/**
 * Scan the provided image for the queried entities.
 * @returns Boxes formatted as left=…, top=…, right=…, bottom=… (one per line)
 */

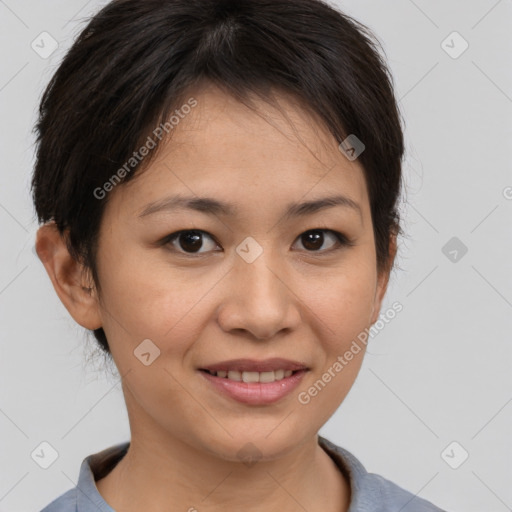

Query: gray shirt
left=40, top=436, right=447, bottom=511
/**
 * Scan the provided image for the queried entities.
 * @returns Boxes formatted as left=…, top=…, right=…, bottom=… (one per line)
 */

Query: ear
left=370, top=232, right=398, bottom=326
left=35, top=221, right=102, bottom=330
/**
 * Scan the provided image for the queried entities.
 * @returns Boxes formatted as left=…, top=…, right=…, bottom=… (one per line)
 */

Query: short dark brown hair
left=31, top=0, right=405, bottom=355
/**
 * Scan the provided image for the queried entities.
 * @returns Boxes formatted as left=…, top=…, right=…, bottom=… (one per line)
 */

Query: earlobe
left=35, top=221, right=103, bottom=330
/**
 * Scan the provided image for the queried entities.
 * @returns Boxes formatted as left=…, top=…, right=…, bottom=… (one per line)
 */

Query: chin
left=196, top=425, right=310, bottom=464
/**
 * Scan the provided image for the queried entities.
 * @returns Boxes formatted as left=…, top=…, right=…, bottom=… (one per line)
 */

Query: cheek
left=97, top=246, right=221, bottom=362
left=299, top=261, right=377, bottom=349
left=294, top=271, right=375, bottom=423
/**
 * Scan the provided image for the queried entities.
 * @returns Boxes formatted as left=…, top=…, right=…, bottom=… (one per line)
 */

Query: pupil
left=180, top=231, right=202, bottom=252
left=303, top=230, right=323, bottom=251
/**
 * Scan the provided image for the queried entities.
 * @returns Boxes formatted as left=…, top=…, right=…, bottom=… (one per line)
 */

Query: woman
left=32, top=0, right=447, bottom=510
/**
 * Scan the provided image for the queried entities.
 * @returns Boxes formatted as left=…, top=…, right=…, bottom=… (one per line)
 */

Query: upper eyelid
left=164, top=230, right=220, bottom=253
left=166, top=229, right=219, bottom=245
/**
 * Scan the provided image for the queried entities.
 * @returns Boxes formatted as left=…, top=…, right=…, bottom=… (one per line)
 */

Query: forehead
left=106, top=84, right=369, bottom=222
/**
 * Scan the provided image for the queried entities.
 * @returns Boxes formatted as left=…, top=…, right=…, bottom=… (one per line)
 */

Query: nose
left=216, top=251, right=302, bottom=340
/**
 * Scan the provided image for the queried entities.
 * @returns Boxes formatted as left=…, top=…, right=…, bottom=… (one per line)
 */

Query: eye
left=293, top=229, right=352, bottom=253
left=164, top=230, right=220, bottom=255
left=162, top=228, right=353, bottom=257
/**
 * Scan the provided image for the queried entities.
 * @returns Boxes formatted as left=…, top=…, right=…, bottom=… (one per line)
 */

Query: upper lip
left=200, top=358, right=309, bottom=373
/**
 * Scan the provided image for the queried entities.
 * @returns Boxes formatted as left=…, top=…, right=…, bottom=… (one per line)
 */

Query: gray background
left=1, top=1, right=511, bottom=511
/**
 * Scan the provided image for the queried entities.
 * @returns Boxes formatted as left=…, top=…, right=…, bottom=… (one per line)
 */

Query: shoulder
left=39, top=488, right=76, bottom=512
left=359, top=472, right=447, bottom=512
left=38, top=441, right=128, bottom=512
left=318, top=436, right=448, bottom=512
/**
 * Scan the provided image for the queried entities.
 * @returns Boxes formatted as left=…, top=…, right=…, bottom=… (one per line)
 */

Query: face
left=41, top=84, right=394, bottom=462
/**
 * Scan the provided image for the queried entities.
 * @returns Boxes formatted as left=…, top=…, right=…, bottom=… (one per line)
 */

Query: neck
left=96, top=431, right=350, bottom=512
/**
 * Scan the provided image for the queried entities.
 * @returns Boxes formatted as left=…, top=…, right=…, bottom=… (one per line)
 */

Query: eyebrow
left=137, top=193, right=362, bottom=221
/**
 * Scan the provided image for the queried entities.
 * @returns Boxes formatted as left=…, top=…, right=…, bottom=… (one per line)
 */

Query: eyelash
left=161, top=228, right=354, bottom=257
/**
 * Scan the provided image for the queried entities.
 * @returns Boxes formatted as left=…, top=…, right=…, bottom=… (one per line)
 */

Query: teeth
left=242, top=371, right=259, bottom=383
left=259, top=371, right=276, bottom=383
left=275, top=369, right=284, bottom=380
left=208, top=369, right=297, bottom=382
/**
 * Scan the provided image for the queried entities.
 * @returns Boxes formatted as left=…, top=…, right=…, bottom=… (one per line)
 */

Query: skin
left=36, top=83, right=396, bottom=512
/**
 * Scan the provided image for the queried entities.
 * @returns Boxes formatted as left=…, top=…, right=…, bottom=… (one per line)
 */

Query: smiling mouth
left=198, top=361, right=309, bottom=404
left=199, top=368, right=299, bottom=383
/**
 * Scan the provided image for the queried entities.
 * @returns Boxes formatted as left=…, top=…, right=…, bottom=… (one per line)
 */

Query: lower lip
left=199, top=369, right=308, bottom=405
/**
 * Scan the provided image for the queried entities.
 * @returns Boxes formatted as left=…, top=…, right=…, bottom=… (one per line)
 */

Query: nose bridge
left=238, top=239, right=287, bottom=304
left=239, top=248, right=283, bottom=302
left=217, top=241, right=300, bottom=339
